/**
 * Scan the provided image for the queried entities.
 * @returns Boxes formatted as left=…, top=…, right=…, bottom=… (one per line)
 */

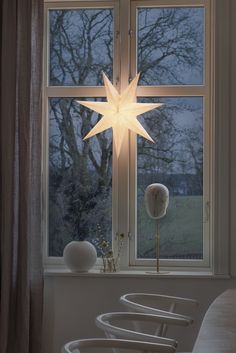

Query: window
left=44, top=4, right=117, bottom=260
left=43, top=0, right=213, bottom=271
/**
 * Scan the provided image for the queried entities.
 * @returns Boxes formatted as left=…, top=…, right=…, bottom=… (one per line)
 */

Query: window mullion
left=115, top=0, right=131, bottom=268
left=136, top=86, right=206, bottom=97
left=46, top=87, right=106, bottom=97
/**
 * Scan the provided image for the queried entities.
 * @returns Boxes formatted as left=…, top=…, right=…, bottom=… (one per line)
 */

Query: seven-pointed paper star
left=77, top=72, right=163, bottom=156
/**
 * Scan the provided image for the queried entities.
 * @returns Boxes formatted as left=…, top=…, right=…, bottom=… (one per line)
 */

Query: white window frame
left=43, top=0, right=230, bottom=275
left=127, top=0, right=212, bottom=270
left=43, top=0, right=120, bottom=267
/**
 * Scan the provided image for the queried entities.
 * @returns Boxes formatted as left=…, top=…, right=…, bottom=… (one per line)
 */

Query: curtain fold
left=0, top=1, right=44, bottom=353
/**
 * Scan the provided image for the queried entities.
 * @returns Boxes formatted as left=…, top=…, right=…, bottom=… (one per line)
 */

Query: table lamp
left=144, top=183, right=169, bottom=272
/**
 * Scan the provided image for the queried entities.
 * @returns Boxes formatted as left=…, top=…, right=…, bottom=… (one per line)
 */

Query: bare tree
left=48, top=8, right=204, bottom=256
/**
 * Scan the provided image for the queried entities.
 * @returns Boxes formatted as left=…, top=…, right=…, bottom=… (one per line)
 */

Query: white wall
left=42, top=275, right=236, bottom=353
left=42, top=1, right=236, bottom=353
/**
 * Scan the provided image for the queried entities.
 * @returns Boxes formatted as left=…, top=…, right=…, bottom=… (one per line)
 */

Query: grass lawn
left=137, top=195, right=203, bottom=259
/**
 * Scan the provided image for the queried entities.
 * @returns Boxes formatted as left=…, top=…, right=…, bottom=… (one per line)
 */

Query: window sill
left=44, top=268, right=230, bottom=279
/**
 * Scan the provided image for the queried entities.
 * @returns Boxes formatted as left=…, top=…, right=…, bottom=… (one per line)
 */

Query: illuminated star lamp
left=77, top=72, right=162, bottom=156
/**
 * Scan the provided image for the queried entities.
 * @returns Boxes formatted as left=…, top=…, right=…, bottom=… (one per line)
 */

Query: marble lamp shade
left=144, top=183, right=169, bottom=220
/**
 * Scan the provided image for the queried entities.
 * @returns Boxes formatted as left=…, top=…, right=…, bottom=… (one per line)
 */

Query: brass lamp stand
left=144, top=183, right=169, bottom=274
left=156, top=220, right=160, bottom=272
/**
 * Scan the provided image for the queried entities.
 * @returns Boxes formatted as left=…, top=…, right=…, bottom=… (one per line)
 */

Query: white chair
left=120, top=293, right=198, bottom=322
left=95, top=312, right=191, bottom=348
left=62, top=338, right=176, bottom=353
left=119, top=293, right=198, bottom=349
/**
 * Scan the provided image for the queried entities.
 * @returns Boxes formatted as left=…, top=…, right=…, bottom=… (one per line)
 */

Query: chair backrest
left=120, top=293, right=198, bottom=319
left=119, top=293, right=198, bottom=337
left=96, top=312, right=190, bottom=347
left=62, top=338, right=176, bottom=353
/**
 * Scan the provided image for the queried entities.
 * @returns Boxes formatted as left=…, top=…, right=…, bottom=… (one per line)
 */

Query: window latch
left=128, top=232, right=133, bottom=239
left=204, top=201, right=210, bottom=223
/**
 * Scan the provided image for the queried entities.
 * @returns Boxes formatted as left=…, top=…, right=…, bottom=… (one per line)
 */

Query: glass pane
left=138, top=7, right=204, bottom=85
left=49, top=9, right=113, bottom=86
left=49, top=98, right=112, bottom=256
left=137, top=97, right=203, bottom=259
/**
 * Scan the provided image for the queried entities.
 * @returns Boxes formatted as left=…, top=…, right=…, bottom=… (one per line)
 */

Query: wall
left=42, top=275, right=236, bottom=353
left=42, top=1, right=236, bottom=353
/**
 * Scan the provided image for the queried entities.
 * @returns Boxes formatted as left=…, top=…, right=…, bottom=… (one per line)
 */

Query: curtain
left=0, top=0, right=44, bottom=352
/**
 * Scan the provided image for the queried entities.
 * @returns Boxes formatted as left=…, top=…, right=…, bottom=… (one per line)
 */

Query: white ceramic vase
left=63, top=240, right=97, bottom=272
left=144, top=183, right=169, bottom=219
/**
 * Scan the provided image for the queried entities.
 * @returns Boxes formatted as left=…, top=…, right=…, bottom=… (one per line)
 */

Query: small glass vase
left=101, top=256, right=120, bottom=273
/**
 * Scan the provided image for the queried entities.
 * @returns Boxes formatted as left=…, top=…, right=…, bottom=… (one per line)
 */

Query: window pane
left=138, top=7, right=204, bottom=85
left=137, top=97, right=203, bottom=259
left=49, top=9, right=113, bottom=86
left=49, top=98, right=112, bottom=256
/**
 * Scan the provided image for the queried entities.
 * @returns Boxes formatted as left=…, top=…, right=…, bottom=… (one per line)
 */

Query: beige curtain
left=0, top=1, right=44, bottom=353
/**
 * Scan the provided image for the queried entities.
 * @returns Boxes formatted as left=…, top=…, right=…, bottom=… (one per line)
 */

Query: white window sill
left=44, top=267, right=230, bottom=279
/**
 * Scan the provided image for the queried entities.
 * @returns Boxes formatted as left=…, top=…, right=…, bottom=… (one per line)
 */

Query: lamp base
left=146, top=271, right=170, bottom=275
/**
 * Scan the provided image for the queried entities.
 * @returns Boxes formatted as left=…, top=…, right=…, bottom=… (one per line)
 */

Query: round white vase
left=63, top=240, right=97, bottom=272
left=144, top=183, right=169, bottom=219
